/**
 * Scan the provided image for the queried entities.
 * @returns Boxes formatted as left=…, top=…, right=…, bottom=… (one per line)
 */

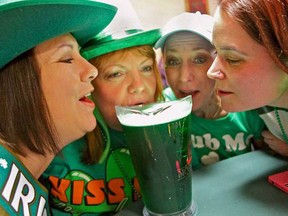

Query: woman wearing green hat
left=41, top=1, right=164, bottom=215
left=0, top=0, right=116, bottom=215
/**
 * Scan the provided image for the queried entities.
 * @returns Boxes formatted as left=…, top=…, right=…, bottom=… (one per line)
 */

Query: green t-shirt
left=41, top=123, right=140, bottom=215
left=163, top=87, right=265, bottom=169
left=190, top=111, right=264, bottom=168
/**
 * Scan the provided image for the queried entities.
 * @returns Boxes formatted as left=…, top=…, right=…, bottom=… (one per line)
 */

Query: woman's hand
left=262, top=130, right=288, bottom=156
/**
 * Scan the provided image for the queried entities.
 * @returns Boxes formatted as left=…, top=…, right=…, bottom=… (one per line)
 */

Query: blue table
left=116, top=150, right=288, bottom=216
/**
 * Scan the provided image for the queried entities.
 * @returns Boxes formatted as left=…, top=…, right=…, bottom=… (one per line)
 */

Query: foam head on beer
left=116, top=96, right=192, bottom=126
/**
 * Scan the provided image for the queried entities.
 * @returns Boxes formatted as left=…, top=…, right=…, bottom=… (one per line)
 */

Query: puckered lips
left=127, top=98, right=150, bottom=107
left=179, top=89, right=200, bottom=98
left=217, top=89, right=232, bottom=97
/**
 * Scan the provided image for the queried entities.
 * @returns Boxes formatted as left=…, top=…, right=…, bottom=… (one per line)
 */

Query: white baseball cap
left=155, top=12, right=213, bottom=50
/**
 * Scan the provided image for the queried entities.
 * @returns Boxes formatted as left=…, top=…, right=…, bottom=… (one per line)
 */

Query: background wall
left=206, top=0, right=218, bottom=15
left=129, top=0, right=186, bottom=29
left=129, top=0, right=217, bottom=29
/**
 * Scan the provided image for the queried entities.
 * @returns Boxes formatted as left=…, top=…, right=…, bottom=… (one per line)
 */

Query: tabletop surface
left=115, top=150, right=288, bottom=216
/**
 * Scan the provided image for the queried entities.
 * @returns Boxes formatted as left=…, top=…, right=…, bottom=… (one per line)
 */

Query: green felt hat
left=81, top=0, right=161, bottom=60
left=81, top=29, right=161, bottom=60
left=0, top=0, right=117, bottom=69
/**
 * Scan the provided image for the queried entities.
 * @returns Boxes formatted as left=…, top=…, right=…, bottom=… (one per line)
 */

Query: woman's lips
left=79, top=96, right=95, bottom=108
left=217, top=89, right=232, bottom=97
left=179, top=90, right=199, bottom=97
left=128, top=102, right=145, bottom=106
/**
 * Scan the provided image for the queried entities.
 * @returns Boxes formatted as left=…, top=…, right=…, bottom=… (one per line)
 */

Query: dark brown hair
left=218, top=0, right=288, bottom=73
left=0, top=49, right=60, bottom=156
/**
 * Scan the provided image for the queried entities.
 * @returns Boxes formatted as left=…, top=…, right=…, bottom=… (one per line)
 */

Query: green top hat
left=81, top=0, right=161, bottom=60
left=0, top=0, right=117, bottom=69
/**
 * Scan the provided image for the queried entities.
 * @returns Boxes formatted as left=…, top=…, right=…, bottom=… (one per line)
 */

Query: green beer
left=116, top=96, right=194, bottom=215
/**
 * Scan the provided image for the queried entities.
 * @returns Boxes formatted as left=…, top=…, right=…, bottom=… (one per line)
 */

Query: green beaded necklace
left=100, top=128, right=142, bottom=199
left=274, top=107, right=288, bottom=143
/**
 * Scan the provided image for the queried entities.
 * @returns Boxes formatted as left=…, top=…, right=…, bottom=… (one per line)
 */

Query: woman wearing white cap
left=155, top=12, right=266, bottom=169
left=41, top=1, right=164, bottom=215
left=0, top=0, right=116, bottom=215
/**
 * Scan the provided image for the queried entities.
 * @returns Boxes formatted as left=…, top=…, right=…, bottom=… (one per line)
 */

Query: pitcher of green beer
left=115, top=96, right=197, bottom=216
